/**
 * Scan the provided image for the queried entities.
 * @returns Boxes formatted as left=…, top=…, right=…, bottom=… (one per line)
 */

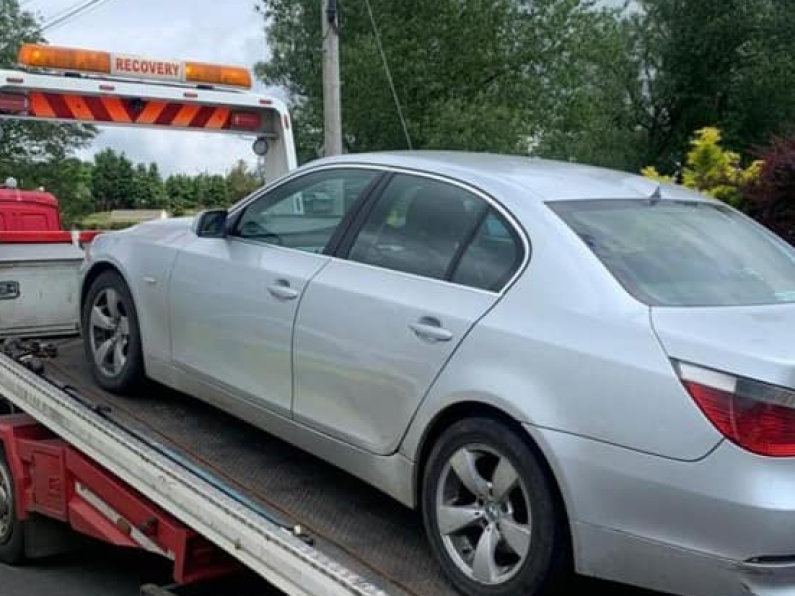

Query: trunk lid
left=652, top=304, right=795, bottom=389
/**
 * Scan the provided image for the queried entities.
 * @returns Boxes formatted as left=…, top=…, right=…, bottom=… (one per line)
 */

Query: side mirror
left=193, top=209, right=228, bottom=238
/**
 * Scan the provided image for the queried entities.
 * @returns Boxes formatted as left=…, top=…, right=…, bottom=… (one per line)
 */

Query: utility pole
left=322, top=0, right=342, bottom=156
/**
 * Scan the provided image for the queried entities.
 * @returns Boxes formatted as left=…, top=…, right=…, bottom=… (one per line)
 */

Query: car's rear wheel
left=0, top=448, right=25, bottom=565
left=82, top=270, right=144, bottom=393
left=422, top=417, right=568, bottom=596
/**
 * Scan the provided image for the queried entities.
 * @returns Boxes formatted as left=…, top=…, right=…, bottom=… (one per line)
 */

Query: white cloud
left=25, top=0, right=280, bottom=175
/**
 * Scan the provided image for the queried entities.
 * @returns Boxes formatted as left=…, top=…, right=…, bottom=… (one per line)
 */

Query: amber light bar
left=19, top=44, right=110, bottom=75
left=17, top=44, right=253, bottom=90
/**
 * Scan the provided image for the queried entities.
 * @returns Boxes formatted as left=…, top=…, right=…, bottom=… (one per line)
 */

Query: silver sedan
left=80, top=152, right=795, bottom=596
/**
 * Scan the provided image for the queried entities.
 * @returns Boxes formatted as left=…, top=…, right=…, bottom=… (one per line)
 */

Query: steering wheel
left=262, top=232, right=284, bottom=246
left=240, top=220, right=284, bottom=245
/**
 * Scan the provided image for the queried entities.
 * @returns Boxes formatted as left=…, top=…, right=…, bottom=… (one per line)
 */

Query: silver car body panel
left=169, top=237, right=329, bottom=416
left=529, top=423, right=795, bottom=596
left=652, top=304, right=795, bottom=389
left=292, top=257, right=499, bottom=454
left=81, top=152, right=795, bottom=596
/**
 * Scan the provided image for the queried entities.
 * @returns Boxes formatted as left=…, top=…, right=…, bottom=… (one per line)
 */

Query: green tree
left=130, top=162, right=166, bottom=209
left=205, top=174, right=230, bottom=207
left=145, top=163, right=168, bottom=209
left=225, top=160, right=260, bottom=201
left=131, top=163, right=150, bottom=209
left=256, top=0, right=637, bottom=168
left=91, top=149, right=135, bottom=211
left=531, top=9, right=644, bottom=170
left=190, top=174, right=210, bottom=209
left=165, top=174, right=195, bottom=215
left=630, top=0, right=795, bottom=172
left=13, top=158, right=94, bottom=225
left=0, top=0, right=96, bottom=173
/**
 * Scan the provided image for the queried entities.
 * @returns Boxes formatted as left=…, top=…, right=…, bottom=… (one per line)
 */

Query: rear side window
left=347, top=173, right=524, bottom=291
left=452, top=211, right=522, bottom=291
left=348, top=174, right=487, bottom=281
left=550, top=199, right=795, bottom=307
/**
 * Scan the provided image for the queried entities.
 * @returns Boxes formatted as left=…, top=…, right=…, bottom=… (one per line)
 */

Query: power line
left=362, top=0, right=412, bottom=150
left=42, top=0, right=113, bottom=31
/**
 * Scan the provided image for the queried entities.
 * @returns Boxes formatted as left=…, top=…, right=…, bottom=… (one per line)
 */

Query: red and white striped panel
left=28, top=91, right=235, bottom=130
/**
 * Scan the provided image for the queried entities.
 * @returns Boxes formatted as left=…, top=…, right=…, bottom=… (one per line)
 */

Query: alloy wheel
left=435, top=444, right=533, bottom=585
left=89, top=287, right=130, bottom=377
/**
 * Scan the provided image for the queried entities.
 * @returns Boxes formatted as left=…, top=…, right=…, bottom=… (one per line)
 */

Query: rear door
left=168, top=168, right=381, bottom=416
left=292, top=172, right=526, bottom=454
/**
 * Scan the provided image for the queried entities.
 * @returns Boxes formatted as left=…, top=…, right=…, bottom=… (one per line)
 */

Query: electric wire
left=362, top=0, right=413, bottom=149
left=42, top=0, right=113, bottom=31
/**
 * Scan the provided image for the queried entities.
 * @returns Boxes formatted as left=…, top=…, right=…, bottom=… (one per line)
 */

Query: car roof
left=309, top=151, right=711, bottom=203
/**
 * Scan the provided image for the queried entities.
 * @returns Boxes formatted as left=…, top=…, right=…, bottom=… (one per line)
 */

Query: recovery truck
left=0, top=44, right=460, bottom=596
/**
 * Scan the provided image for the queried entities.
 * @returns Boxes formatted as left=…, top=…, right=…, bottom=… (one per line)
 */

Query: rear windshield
left=549, top=199, right=795, bottom=307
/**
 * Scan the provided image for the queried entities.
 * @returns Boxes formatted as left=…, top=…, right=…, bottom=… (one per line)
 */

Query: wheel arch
left=80, top=260, right=132, bottom=313
left=414, top=401, right=567, bottom=510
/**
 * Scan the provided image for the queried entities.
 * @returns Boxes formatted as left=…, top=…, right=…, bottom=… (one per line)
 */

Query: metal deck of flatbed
left=45, top=338, right=459, bottom=596
left=3, top=337, right=658, bottom=596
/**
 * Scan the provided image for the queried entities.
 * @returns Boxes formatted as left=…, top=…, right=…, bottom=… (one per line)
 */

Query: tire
left=422, top=417, right=569, bottom=596
left=0, top=448, right=25, bottom=565
left=82, top=270, right=145, bottom=393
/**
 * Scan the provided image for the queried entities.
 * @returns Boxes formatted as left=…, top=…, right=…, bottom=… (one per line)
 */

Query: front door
left=168, top=167, right=382, bottom=416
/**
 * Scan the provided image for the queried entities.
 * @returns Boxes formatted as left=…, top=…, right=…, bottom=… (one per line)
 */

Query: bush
left=745, top=136, right=795, bottom=244
left=643, top=127, right=761, bottom=208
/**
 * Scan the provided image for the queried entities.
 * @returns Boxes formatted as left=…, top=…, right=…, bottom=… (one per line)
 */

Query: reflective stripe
left=75, top=482, right=175, bottom=560
left=27, top=92, right=232, bottom=130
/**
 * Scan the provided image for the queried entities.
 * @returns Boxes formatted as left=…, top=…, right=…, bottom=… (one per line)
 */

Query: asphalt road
left=0, top=546, right=172, bottom=596
left=0, top=543, right=280, bottom=596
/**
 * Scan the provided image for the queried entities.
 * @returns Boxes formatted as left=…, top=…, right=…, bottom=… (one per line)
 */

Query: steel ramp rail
left=0, top=353, right=390, bottom=596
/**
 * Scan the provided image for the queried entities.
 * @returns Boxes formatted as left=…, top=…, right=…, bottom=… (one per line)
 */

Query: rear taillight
left=230, top=111, right=262, bottom=131
left=0, top=93, right=28, bottom=114
left=676, top=360, right=795, bottom=457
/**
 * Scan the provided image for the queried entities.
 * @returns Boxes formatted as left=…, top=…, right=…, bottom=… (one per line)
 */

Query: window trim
left=227, top=163, right=531, bottom=295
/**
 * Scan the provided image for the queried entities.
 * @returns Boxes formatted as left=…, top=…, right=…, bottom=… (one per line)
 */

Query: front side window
left=233, top=169, right=379, bottom=253
left=550, top=199, right=795, bottom=307
left=348, top=174, right=488, bottom=281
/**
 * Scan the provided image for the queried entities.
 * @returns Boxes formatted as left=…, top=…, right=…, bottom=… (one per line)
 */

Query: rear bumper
left=526, top=425, right=795, bottom=596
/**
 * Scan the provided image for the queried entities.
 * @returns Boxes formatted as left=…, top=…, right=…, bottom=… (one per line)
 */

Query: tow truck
left=0, top=44, right=454, bottom=596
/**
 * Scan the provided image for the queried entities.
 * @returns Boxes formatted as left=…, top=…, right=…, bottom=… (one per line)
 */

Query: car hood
left=652, top=304, right=795, bottom=389
left=132, top=216, right=194, bottom=233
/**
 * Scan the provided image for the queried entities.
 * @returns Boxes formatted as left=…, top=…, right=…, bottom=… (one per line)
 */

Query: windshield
left=549, top=199, right=795, bottom=307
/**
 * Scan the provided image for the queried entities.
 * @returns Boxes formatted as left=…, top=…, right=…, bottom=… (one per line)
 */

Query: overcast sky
left=27, top=0, right=276, bottom=175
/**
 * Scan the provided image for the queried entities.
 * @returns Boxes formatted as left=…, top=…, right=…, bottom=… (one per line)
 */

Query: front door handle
left=267, top=280, right=299, bottom=301
left=410, top=317, right=453, bottom=343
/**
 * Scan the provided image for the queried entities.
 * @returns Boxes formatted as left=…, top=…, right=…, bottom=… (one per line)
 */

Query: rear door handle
left=267, top=280, right=299, bottom=301
left=410, top=317, right=453, bottom=343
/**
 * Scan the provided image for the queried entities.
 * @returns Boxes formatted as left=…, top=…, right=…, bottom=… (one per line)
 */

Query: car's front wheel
left=422, top=417, right=569, bottom=596
left=82, top=270, right=144, bottom=393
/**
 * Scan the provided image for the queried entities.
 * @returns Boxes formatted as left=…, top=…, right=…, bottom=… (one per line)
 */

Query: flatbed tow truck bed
left=1, top=337, right=460, bottom=596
